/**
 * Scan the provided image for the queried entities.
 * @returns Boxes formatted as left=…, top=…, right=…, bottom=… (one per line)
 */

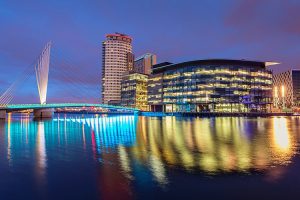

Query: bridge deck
left=0, top=103, right=139, bottom=111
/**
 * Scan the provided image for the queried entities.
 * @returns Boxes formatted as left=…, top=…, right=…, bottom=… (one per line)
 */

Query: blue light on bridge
left=3, top=103, right=139, bottom=112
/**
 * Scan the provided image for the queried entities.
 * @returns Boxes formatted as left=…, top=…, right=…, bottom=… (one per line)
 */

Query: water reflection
left=273, top=118, right=290, bottom=151
left=118, top=146, right=133, bottom=180
left=53, top=115, right=137, bottom=149
left=7, top=113, right=12, bottom=166
left=270, top=117, right=295, bottom=165
left=0, top=114, right=299, bottom=199
left=130, top=117, right=298, bottom=176
left=36, top=121, right=47, bottom=184
left=2, top=116, right=298, bottom=175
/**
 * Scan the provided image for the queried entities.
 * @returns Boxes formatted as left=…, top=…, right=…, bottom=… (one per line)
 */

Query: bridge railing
left=2, top=103, right=139, bottom=112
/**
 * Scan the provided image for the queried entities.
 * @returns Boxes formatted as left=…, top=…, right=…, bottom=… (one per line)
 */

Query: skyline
left=1, top=0, right=300, bottom=102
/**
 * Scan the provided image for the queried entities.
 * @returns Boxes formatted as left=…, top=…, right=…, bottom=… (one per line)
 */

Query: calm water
left=1, top=114, right=300, bottom=200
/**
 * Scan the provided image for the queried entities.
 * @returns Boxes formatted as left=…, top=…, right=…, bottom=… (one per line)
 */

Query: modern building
left=273, top=69, right=300, bottom=109
left=148, top=59, right=277, bottom=113
left=147, top=73, right=163, bottom=111
left=127, top=52, right=135, bottom=72
left=101, top=33, right=133, bottom=104
left=121, top=71, right=148, bottom=111
left=134, top=53, right=157, bottom=75
left=148, top=62, right=173, bottom=111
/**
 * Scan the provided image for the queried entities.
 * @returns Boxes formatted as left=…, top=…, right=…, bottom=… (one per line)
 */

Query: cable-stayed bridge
left=0, top=42, right=138, bottom=118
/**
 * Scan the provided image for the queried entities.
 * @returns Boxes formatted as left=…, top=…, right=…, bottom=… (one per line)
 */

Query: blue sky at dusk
left=1, top=0, right=300, bottom=103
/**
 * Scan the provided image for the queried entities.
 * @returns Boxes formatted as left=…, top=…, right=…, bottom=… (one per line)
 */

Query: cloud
left=222, top=0, right=300, bottom=72
left=1, top=0, right=300, bottom=102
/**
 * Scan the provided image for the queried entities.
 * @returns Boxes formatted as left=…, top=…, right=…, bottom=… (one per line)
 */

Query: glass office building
left=121, top=72, right=149, bottom=111
left=148, top=59, right=277, bottom=113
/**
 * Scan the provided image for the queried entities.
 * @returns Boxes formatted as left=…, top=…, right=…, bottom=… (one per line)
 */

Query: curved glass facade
left=149, top=60, right=273, bottom=113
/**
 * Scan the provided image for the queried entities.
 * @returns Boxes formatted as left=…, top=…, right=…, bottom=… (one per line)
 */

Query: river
left=0, top=114, right=300, bottom=199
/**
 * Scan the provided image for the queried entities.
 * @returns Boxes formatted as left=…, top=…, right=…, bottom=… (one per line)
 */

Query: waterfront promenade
left=140, top=111, right=297, bottom=117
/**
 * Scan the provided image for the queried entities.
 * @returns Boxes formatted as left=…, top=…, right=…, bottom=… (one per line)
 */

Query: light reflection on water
left=1, top=114, right=300, bottom=199
left=133, top=117, right=298, bottom=176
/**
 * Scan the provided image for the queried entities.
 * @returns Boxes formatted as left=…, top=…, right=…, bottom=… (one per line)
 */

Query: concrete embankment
left=140, top=112, right=297, bottom=117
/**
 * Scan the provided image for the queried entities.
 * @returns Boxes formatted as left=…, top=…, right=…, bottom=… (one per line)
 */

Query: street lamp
left=281, top=85, right=285, bottom=109
left=274, top=86, right=278, bottom=108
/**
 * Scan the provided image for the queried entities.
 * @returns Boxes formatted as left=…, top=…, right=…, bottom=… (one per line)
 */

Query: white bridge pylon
left=35, top=42, right=51, bottom=105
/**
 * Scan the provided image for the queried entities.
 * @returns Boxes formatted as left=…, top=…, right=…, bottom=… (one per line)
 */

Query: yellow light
left=118, top=146, right=132, bottom=179
left=274, top=86, right=278, bottom=98
left=281, top=85, right=285, bottom=97
left=273, top=118, right=289, bottom=150
left=271, top=117, right=294, bottom=165
left=205, top=93, right=209, bottom=102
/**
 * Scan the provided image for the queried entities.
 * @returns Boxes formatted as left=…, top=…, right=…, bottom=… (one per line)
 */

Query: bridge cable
left=49, top=60, right=95, bottom=103
left=49, top=48, right=99, bottom=103
left=52, top=48, right=99, bottom=97
left=0, top=65, right=35, bottom=106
